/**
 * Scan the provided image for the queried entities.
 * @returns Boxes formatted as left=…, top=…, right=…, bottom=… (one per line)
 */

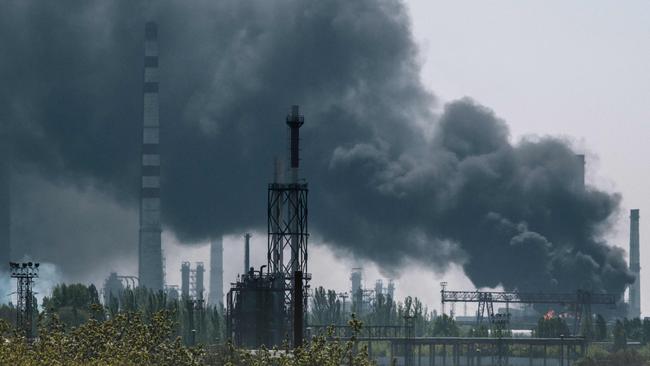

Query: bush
left=0, top=310, right=203, bottom=365
left=204, top=315, right=375, bottom=366
left=575, top=349, right=645, bottom=366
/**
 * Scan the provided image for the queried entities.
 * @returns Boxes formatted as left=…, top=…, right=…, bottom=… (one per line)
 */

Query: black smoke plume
left=0, top=0, right=633, bottom=294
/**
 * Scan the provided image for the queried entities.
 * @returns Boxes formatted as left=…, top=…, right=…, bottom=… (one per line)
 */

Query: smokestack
left=244, top=233, right=251, bottom=274
left=293, top=270, right=304, bottom=348
left=350, top=268, right=363, bottom=314
left=286, top=105, right=304, bottom=275
left=208, top=236, right=224, bottom=306
left=195, top=262, right=205, bottom=301
left=629, top=209, right=641, bottom=318
left=286, top=105, right=304, bottom=184
left=351, top=268, right=362, bottom=295
left=138, top=21, right=163, bottom=290
left=181, top=261, right=190, bottom=299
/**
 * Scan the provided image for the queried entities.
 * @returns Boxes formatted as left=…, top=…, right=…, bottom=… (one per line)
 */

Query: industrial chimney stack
left=138, top=21, right=164, bottom=291
left=244, top=233, right=251, bottom=274
left=629, top=209, right=641, bottom=318
left=209, top=236, right=224, bottom=306
left=287, top=105, right=304, bottom=184
left=181, top=261, right=190, bottom=299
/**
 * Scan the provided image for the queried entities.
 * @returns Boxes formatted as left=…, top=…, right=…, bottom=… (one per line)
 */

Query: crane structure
left=441, top=289, right=616, bottom=335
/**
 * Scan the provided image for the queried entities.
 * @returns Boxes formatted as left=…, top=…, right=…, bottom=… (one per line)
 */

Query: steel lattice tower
left=10, top=262, right=38, bottom=339
left=138, top=21, right=163, bottom=291
left=267, top=105, right=309, bottom=344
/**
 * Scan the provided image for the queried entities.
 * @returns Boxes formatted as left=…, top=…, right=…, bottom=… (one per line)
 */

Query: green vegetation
left=535, top=316, right=570, bottom=338
left=0, top=310, right=203, bottom=365
left=7, top=282, right=650, bottom=365
left=310, top=287, right=461, bottom=337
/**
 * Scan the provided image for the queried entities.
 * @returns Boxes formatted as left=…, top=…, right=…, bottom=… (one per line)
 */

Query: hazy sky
left=3, top=1, right=648, bottom=317
left=409, top=0, right=649, bottom=312
left=165, top=0, right=650, bottom=316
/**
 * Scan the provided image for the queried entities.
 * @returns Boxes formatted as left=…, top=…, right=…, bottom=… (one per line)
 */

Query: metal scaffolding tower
left=227, top=106, right=310, bottom=349
left=441, top=288, right=616, bottom=335
left=267, top=105, right=310, bottom=346
left=10, top=262, right=39, bottom=339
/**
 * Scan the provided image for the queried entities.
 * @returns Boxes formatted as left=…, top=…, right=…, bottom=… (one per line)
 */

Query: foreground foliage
left=205, top=316, right=374, bottom=366
left=0, top=310, right=203, bottom=366
left=0, top=310, right=377, bottom=366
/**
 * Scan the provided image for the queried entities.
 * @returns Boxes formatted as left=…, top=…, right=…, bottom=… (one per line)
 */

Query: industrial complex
left=1, top=18, right=646, bottom=366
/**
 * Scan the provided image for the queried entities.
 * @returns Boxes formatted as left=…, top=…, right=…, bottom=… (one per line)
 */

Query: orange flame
left=543, top=309, right=555, bottom=320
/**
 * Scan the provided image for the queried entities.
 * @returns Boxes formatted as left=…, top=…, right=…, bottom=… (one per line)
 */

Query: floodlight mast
left=9, top=261, right=39, bottom=340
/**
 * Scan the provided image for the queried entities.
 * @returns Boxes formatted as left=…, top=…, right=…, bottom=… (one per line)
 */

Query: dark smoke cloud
left=0, top=1, right=633, bottom=295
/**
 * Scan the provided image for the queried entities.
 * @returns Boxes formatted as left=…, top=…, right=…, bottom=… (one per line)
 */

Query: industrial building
left=226, top=105, right=310, bottom=348
left=138, top=21, right=164, bottom=291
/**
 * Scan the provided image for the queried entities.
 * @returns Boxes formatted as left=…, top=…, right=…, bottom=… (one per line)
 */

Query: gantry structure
left=441, top=288, right=616, bottom=334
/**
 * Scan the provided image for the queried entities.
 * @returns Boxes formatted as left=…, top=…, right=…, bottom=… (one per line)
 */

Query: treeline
left=310, top=286, right=459, bottom=337
left=4, top=283, right=649, bottom=345
left=0, top=283, right=224, bottom=346
left=310, top=285, right=650, bottom=343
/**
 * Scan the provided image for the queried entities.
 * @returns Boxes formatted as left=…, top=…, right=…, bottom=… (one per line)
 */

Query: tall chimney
left=244, top=233, right=251, bottom=274
left=138, top=21, right=163, bottom=290
left=293, top=270, right=304, bottom=348
left=286, top=106, right=304, bottom=275
left=286, top=105, right=304, bottom=184
left=181, top=261, right=190, bottom=299
left=208, top=236, right=224, bottom=306
left=629, top=209, right=641, bottom=318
